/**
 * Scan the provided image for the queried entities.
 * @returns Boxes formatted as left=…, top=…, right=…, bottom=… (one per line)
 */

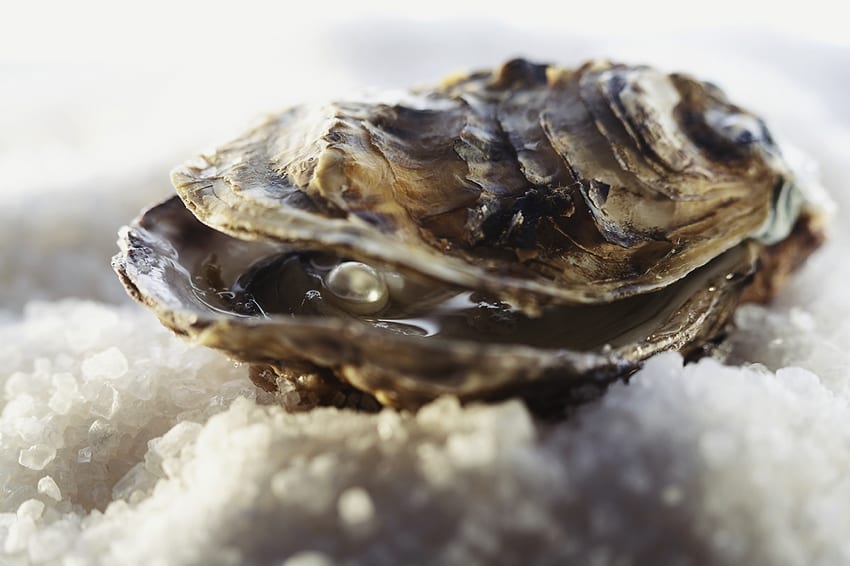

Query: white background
left=1, top=0, right=848, bottom=199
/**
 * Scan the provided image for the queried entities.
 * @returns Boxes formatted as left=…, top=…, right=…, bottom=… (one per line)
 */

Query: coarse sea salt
left=37, top=476, right=62, bottom=502
left=81, top=347, right=129, bottom=381
left=18, top=444, right=56, bottom=471
left=337, top=486, right=376, bottom=527
left=2, top=33, right=850, bottom=566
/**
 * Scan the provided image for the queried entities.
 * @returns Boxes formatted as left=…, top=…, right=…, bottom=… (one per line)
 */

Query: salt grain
left=48, top=388, right=75, bottom=415
left=337, top=487, right=375, bottom=527
left=88, top=419, right=120, bottom=455
left=18, top=444, right=56, bottom=471
left=790, top=307, right=816, bottom=332
left=16, top=499, right=45, bottom=522
left=37, top=476, right=62, bottom=501
left=4, top=371, right=37, bottom=397
left=81, top=347, right=128, bottom=380
left=124, top=373, right=156, bottom=401
left=149, top=421, right=202, bottom=461
left=447, top=431, right=496, bottom=468
left=28, top=524, right=73, bottom=563
left=65, top=323, right=101, bottom=352
left=51, top=371, right=78, bottom=391
left=47, top=372, right=79, bottom=415
left=376, top=409, right=404, bottom=441
left=77, top=447, right=93, bottom=464
left=112, top=463, right=152, bottom=501
left=4, top=517, right=35, bottom=554
left=86, top=384, right=121, bottom=419
left=281, top=551, right=333, bottom=566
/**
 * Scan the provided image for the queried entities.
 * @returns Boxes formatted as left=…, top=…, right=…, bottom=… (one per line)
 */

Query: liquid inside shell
left=113, top=58, right=825, bottom=411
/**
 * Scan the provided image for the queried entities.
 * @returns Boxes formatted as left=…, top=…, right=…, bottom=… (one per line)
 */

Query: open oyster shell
left=114, top=59, right=825, bottom=410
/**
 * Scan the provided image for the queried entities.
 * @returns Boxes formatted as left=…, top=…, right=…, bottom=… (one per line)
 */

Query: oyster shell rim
left=113, top=195, right=758, bottom=407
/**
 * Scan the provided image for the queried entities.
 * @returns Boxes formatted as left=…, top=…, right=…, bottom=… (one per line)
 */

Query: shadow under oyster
left=114, top=59, right=825, bottom=411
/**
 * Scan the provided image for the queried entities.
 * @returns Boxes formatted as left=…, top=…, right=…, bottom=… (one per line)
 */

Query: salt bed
left=3, top=25, right=850, bottom=566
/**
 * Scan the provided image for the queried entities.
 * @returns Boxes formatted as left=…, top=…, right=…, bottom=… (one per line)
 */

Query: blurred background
left=1, top=0, right=848, bottom=308
left=2, top=0, right=847, bottom=196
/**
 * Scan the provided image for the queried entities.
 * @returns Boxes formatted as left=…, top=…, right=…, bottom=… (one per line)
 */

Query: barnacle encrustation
left=113, top=59, right=826, bottom=411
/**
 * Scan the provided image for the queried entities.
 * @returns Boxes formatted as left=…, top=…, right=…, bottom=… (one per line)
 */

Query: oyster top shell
left=172, top=59, right=802, bottom=313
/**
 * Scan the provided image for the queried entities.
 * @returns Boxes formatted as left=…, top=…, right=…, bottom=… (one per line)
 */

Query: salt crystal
left=3, top=394, right=36, bottom=420
left=84, top=384, right=120, bottom=419
left=470, top=400, right=535, bottom=445
left=271, top=471, right=299, bottom=500
left=416, top=396, right=462, bottom=427
left=4, top=516, right=35, bottom=554
left=65, top=322, right=100, bottom=352
left=77, top=446, right=93, bottom=464
left=745, top=362, right=772, bottom=376
left=18, top=444, right=56, bottom=470
left=776, top=366, right=820, bottom=392
left=48, top=388, right=75, bottom=415
left=447, top=432, right=496, bottom=468
left=15, top=415, right=46, bottom=444
left=337, top=486, right=376, bottom=527
left=52, top=371, right=79, bottom=391
left=281, top=551, right=333, bottom=566
left=48, top=372, right=79, bottom=414
left=112, top=463, right=153, bottom=501
left=88, top=419, right=120, bottom=455
left=28, top=523, right=73, bottom=563
left=81, top=346, right=128, bottom=380
left=376, top=409, right=405, bottom=441
left=308, top=453, right=338, bottom=479
left=38, top=476, right=62, bottom=501
left=790, top=307, right=816, bottom=332
left=4, top=371, right=37, bottom=397
left=417, top=442, right=453, bottom=488
left=149, top=421, right=202, bottom=461
left=124, top=372, right=156, bottom=400
left=128, top=490, right=148, bottom=505
left=17, top=499, right=45, bottom=521
left=169, top=380, right=208, bottom=409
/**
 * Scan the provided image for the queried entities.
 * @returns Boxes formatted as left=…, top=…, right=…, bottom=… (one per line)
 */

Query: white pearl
left=325, top=262, right=389, bottom=315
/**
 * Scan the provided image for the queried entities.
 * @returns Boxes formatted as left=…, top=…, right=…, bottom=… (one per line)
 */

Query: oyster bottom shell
left=115, top=196, right=762, bottom=410
left=113, top=59, right=826, bottom=411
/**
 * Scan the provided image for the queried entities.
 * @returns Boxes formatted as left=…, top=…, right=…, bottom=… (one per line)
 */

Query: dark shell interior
left=115, top=196, right=757, bottom=408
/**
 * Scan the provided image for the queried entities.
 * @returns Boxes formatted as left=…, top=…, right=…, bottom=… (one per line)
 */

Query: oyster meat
left=114, top=59, right=825, bottom=410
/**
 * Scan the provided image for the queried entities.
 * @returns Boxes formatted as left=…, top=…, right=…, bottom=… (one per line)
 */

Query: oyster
left=114, top=59, right=825, bottom=411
